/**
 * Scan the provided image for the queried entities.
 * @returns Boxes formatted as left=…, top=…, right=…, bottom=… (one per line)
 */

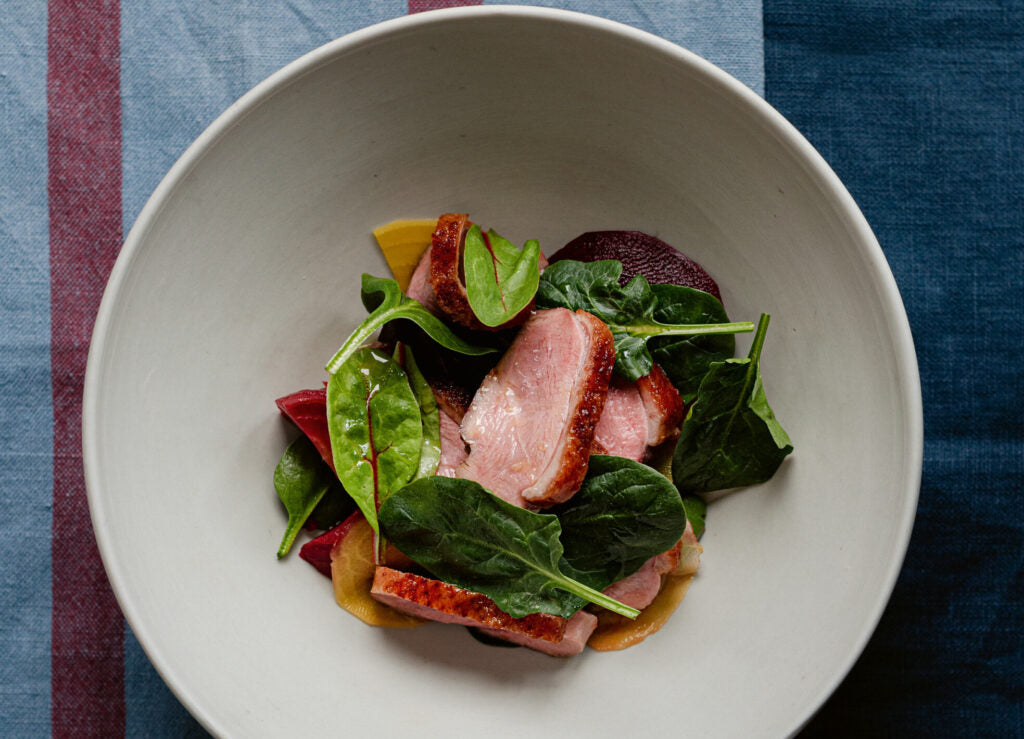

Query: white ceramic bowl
left=84, top=7, right=921, bottom=738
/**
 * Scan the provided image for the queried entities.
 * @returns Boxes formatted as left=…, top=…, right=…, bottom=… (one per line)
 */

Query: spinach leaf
left=537, top=260, right=753, bottom=381
left=649, top=283, right=736, bottom=403
left=273, top=436, right=334, bottom=558
left=672, top=314, right=793, bottom=494
left=463, top=225, right=542, bottom=327
left=324, top=275, right=496, bottom=374
left=308, top=483, right=356, bottom=531
left=681, top=496, right=707, bottom=540
left=551, top=455, right=686, bottom=588
left=394, top=342, right=440, bottom=479
left=379, top=476, right=640, bottom=619
left=327, top=347, right=423, bottom=561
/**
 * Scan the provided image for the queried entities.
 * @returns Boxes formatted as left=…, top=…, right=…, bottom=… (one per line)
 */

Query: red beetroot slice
left=275, top=388, right=334, bottom=472
left=299, top=510, right=363, bottom=578
left=548, top=231, right=722, bottom=303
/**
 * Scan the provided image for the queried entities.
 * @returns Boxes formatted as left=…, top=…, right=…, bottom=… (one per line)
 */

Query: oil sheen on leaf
left=394, top=343, right=441, bottom=479
left=326, top=347, right=422, bottom=554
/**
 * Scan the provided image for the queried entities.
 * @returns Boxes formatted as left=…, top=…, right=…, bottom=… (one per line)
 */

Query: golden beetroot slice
left=330, top=516, right=425, bottom=629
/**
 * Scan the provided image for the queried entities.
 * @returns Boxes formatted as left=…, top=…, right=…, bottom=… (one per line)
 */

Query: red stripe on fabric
left=409, top=0, right=483, bottom=14
left=48, top=0, right=125, bottom=735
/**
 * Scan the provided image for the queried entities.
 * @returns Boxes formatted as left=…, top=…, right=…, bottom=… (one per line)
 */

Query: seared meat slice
left=601, top=520, right=701, bottom=610
left=590, top=362, right=684, bottom=460
left=477, top=611, right=598, bottom=657
left=436, top=409, right=468, bottom=477
left=636, top=363, right=685, bottom=446
left=429, top=213, right=547, bottom=331
left=406, top=244, right=440, bottom=314
left=428, top=213, right=477, bottom=328
left=370, top=566, right=593, bottom=656
left=457, top=308, right=615, bottom=507
left=591, top=376, right=647, bottom=462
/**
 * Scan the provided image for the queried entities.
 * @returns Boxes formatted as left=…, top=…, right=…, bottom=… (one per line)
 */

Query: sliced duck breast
left=370, top=566, right=594, bottom=656
left=436, top=409, right=468, bottom=477
left=405, top=244, right=439, bottom=314
left=591, top=376, right=647, bottom=462
left=636, top=363, right=685, bottom=446
left=457, top=308, right=615, bottom=507
left=602, top=520, right=701, bottom=611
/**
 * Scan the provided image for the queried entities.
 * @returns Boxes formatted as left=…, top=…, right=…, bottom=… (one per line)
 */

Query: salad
left=271, top=215, right=793, bottom=656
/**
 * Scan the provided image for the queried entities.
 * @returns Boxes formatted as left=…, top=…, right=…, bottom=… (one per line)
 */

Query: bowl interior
left=86, top=8, right=920, bottom=738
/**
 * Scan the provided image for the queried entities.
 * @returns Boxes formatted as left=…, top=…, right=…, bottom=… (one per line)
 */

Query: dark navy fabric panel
left=764, top=2, right=1023, bottom=735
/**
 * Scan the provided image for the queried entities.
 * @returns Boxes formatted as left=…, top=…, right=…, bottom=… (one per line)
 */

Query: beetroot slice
left=275, top=388, right=334, bottom=472
left=299, top=510, right=363, bottom=578
left=548, top=231, right=721, bottom=303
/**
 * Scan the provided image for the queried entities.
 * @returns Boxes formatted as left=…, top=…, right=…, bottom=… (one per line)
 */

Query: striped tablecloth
left=2, top=1, right=1020, bottom=736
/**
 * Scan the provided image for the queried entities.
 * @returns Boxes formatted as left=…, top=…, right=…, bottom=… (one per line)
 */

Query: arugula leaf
left=648, top=283, right=736, bottom=403
left=537, top=260, right=754, bottom=381
left=551, top=455, right=687, bottom=588
left=379, top=476, right=641, bottom=619
left=672, top=314, right=794, bottom=494
left=324, top=275, right=496, bottom=374
left=273, top=436, right=334, bottom=558
left=681, top=496, right=707, bottom=540
left=327, top=347, right=423, bottom=561
left=463, top=225, right=542, bottom=327
left=394, top=343, right=441, bottom=479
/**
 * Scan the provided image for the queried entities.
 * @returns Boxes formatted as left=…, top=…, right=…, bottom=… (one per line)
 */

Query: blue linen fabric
left=764, top=1, right=1023, bottom=735
left=0, top=2, right=53, bottom=735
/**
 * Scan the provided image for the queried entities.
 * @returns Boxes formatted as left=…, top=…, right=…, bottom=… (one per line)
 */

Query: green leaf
left=537, top=260, right=754, bottom=381
left=681, top=496, right=707, bottom=540
left=324, top=275, right=496, bottom=375
left=672, top=314, right=794, bottom=494
left=550, top=455, right=687, bottom=589
left=394, top=343, right=441, bottom=479
left=273, top=436, right=334, bottom=558
left=309, top=483, right=356, bottom=531
left=649, top=283, right=736, bottom=403
left=326, top=347, right=423, bottom=560
left=463, top=225, right=542, bottom=327
left=379, top=476, right=640, bottom=619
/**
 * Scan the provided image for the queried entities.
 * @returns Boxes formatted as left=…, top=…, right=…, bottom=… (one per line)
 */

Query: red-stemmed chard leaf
left=326, top=347, right=422, bottom=562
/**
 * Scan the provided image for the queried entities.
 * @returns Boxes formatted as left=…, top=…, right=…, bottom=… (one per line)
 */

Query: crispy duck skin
left=370, top=566, right=567, bottom=643
left=636, top=362, right=685, bottom=446
left=428, top=213, right=546, bottom=331
left=428, top=213, right=486, bottom=330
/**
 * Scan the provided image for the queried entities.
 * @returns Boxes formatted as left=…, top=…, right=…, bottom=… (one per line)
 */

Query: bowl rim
left=83, top=5, right=923, bottom=737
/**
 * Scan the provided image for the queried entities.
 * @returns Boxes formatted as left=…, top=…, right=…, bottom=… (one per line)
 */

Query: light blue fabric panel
left=486, top=0, right=764, bottom=95
left=0, top=1, right=53, bottom=736
left=121, top=1, right=408, bottom=229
